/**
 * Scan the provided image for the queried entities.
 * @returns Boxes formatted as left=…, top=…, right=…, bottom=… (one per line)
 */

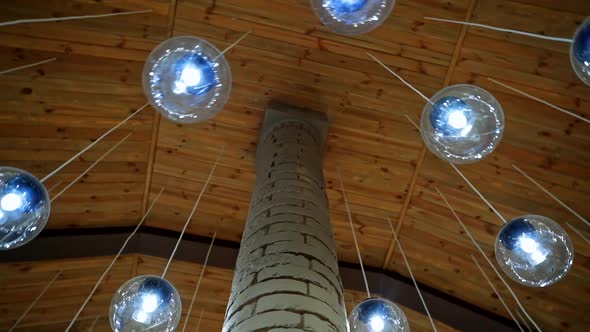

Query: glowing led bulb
left=370, top=315, right=385, bottom=331
left=421, top=84, right=504, bottom=164
left=349, top=297, right=409, bottom=332
left=143, top=36, right=232, bottom=123
left=110, top=276, right=181, bottom=332
left=310, top=0, right=396, bottom=35
left=448, top=111, right=468, bottom=129
left=0, top=167, right=50, bottom=250
left=496, top=215, right=573, bottom=287
left=1, top=193, right=23, bottom=212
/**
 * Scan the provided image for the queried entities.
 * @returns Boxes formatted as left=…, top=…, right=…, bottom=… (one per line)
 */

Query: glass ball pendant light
left=571, top=17, right=590, bottom=86
left=420, top=84, right=504, bottom=164
left=0, top=167, right=50, bottom=250
left=110, top=275, right=182, bottom=332
left=310, top=0, right=396, bottom=35
left=349, top=297, right=410, bottom=332
left=495, top=215, right=574, bottom=287
left=143, top=36, right=232, bottom=124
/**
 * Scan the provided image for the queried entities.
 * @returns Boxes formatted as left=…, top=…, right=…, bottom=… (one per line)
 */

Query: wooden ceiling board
left=0, top=0, right=172, bottom=228
left=0, top=0, right=589, bottom=330
left=388, top=1, right=590, bottom=330
left=0, top=255, right=460, bottom=332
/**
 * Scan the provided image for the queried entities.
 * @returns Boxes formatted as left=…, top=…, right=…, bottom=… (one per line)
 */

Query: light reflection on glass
left=110, top=275, right=181, bottom=332
left=0, top=167, right=50, bottom=250
left=310, top=0, right=396, bottom=35
left=349, top=297, right=409, bottom=332
left=571, top=17, right=590, bottom=86
left=143, top=36, right=232, bottom=124
left=420, top=84, right=504, bottom=164
left=496, top=215, right=574, bottom=287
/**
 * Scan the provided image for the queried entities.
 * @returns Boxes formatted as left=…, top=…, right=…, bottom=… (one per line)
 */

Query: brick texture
left=222, top=120, right=347, bottom=331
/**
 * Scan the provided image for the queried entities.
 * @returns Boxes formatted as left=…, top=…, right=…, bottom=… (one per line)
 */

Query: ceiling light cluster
left=0, top=3, right=587, bottom=332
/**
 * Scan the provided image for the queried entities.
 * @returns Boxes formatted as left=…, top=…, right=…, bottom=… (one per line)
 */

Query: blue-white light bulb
left=0, top=167, right=50, bottom=250
left=331, top=0, right=368, bottom=13
left=571, top=17, right=590, bottom=86
left=311, top=0, right=396, bottom=35
left=496, top=215, right=574, bottom=287
left=420, top=84, right=504, bottom=164
left=349, top=297, right=409, bottom=332
left=110, top=275, right=181, bottom=332
left=143, top=36, right=232, bottom=124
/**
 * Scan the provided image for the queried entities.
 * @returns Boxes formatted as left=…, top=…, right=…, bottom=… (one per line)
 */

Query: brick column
left=222, top=104, right=347, bottom=331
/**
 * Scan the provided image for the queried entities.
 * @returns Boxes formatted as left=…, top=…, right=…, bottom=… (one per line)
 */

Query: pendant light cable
left=0, top=10, right=152, bottom=27
left=0, top=58, right=56, bottom=75
left=513, top=164, right=589, bottom=227
left=338, top=170, right=371, bottom=299
left=386, top=217, right=437, bottom=332
left=436, top=187, right=542, bottom=331
left=64, top=187, right=165, bottom=332
left=182, top=233, right=217, bottom=332
left=51, top=132, right=133, bottom=202
left=40, top=103, right=149, bottom=183
left=423, top=17, right=573, bottom=43
left=8, top=270, right=62, bottom=332
left=471, top=255, right=524, bottom=332
left=161, top=147, right=224, bottom=278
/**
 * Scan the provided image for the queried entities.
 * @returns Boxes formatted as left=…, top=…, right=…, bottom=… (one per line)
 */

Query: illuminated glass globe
left=310, top=0, right=396, bottom=35
left=0, top=167, right=50, bottom=250
left=571, top=17, right=590, bottom=86
left=143, top=36, right=232, bottom=124
left=420, top=84, right=504, bottom=164
left=349, top=298, right=409, bottom=332
left=110, top=275, right=181, bottom=332
left=495, top=215, right=574, bottom=288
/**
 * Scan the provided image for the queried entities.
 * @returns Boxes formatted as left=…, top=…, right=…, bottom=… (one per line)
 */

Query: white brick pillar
left=222, top=105, right=347, bottom=331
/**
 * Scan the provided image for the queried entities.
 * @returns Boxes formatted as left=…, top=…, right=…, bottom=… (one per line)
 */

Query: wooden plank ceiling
left=0, top=255, right=459, bottom=331
left=0, top=0, right=589, bottom=331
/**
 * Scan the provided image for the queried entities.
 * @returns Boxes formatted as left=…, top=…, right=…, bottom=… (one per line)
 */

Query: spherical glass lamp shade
left=420, top=84, right=504, bottom=164
left=495, top=215, right=574, bottom=288
left=143, top=36, right=232, bottom=124
left=0, top=167, right=50, bottom=250
left=110, top=275, right=182, bottom=332
left=349, top=297, right=410, bottom=332
left=310, top=0, right=396, bottom=35
left=571, top=17, right=590, bottom=86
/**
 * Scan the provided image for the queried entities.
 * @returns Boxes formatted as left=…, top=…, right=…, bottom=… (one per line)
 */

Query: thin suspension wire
left=87, top=316, right=101, bottom=332
left=471, top=255, right=524, bottom=332
left=40, top=103, right=149, bottom=183
left=51, top=132, right=133, bottom=202
left=0, top=10, right=152, bottom=27
left=195, top=309, right=204, bottom=332
left=448, top=163, right=507, bottom=224
left=567, top=223, right=590, bottom=244
left=423, top=17, right=573, bottom=43
left=338, top=170, right=371, bottom=299
left=516, top=308, right=533, bottom=332
left=367, top=52, right=434, bottom=105
left=161, top=147, right=225, bottom=278
left=512, top=164, right=589, bottom=227
left=489, top=78, right=590, bottom=125
left=45, top=180, right=63, bottom=194
left=213, top=31, right=252, bottom=61
left=182, top=233, right=217, bottom=332
left=0, top=58, right=56, bottom=75
left=64, top=187, right=165, bottom=332
left=386, top=217, right=437, bottom=332
left=8, top=270, right=62, bottom=332
left=435, top=187, right=542, bottom=331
